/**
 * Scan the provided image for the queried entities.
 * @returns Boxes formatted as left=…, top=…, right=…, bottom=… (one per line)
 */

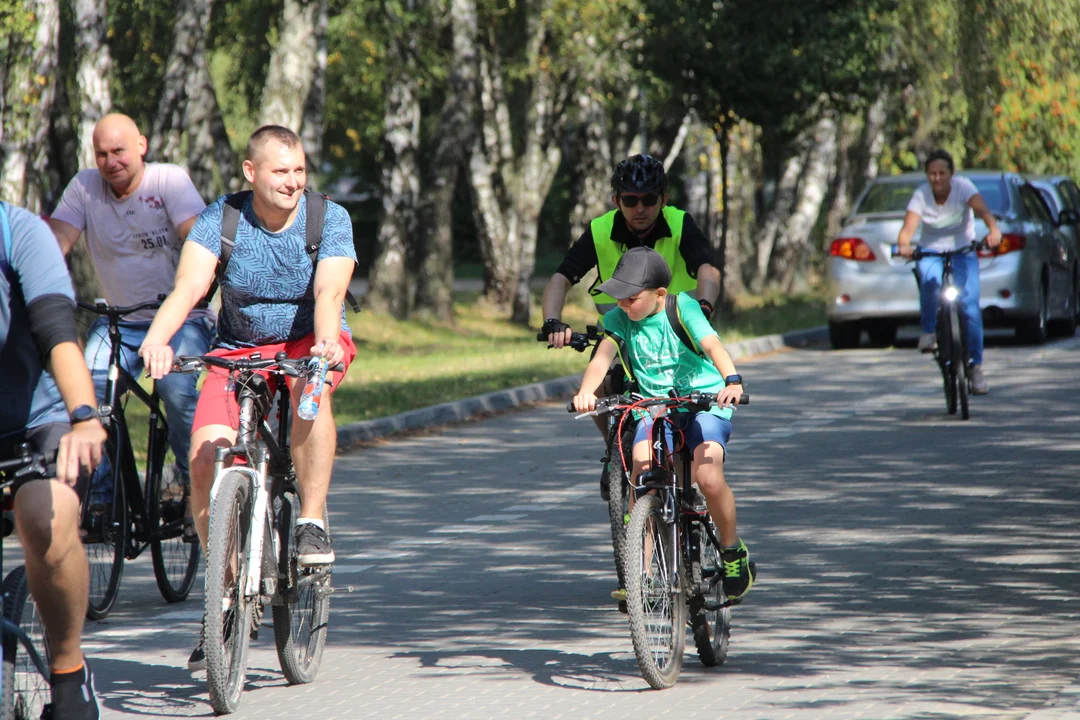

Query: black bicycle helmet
left=611, top=154, right=668, bottom=194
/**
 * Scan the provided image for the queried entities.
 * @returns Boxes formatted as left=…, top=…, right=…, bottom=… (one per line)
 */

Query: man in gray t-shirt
left=48, top=113, right=213, bottom=506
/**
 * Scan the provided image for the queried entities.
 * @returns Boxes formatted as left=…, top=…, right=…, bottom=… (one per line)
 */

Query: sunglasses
left=619, top=193, right=660, bottom=208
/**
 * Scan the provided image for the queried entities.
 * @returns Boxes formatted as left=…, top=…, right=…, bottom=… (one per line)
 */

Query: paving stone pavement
left=6, top=331, right=1080, bottom=719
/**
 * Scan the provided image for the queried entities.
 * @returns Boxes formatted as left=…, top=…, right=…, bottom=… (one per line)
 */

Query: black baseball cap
left=596, top=246, right=672, bottom=300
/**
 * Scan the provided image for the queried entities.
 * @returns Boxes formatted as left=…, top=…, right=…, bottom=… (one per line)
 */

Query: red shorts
left=191, top=331, right=356, bottom=433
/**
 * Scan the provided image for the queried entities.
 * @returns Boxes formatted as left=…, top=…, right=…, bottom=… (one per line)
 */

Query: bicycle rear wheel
left=1, top=566, right=50, bottom=720
left=149, top=425, right=200, bottom=602
left=272, top=486, right=330, bottom=684
left=951, top=304, right=970, bottom=420
left=688, top=521, right=731, bottom=667
left=205, top=470, right=255, bottom=715
left=84, top=431, right=128, bottom=620
left=622, top=493, right=686, bottom=689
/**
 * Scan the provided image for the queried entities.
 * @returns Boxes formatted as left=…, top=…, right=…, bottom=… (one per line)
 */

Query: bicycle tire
left=272, top=488, right=330, bottom=684
left=148, top=424, right=200, bottom=602
left=1, top=567, right=49, bottom=720
left=205, top=470, right=255, bottom=715
left=622, top=493, right=686, bottom=689
left=688, top=522, right=731, bottom=667
left=951, top=304, right=970, bottom=420
left=937, top=309, right=957, bottom=415
left=85, top=432, right=128, bottom=620
left=606, top=457, right=629, bottom=592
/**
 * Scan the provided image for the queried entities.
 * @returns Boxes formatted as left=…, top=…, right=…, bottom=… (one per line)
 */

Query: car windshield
left=855, top=176, right=1009, bottom=214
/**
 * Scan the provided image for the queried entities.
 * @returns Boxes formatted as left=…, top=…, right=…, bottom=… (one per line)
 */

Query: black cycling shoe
left=43, top=659, right=99, bottom=720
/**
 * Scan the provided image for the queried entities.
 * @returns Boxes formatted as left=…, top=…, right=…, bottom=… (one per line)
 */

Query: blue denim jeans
left=78, top=317, right=214, bottom=501
left=917, top=253, right=983, bottom=366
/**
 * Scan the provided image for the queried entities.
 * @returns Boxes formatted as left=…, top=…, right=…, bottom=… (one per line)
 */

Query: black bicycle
left=893, top=242, right=980, bottom=420
left=1, top=448, right=52, bottom=720
left=173, top=352, right=339, bottom=714
left=77, top=299, right=201, bottom=619
left=539, top=327, right=636, bottom=597
left=582, top=392, right=750, bottom=689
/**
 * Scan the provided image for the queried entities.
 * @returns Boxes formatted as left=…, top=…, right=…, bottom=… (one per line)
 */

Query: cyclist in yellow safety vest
left=541, top=153, right=721, bottom=394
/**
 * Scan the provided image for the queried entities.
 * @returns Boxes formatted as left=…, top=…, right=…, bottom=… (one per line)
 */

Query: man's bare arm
left=541, top=273, right=574, bottom=348
left=48, top=218, right=82, bottom=256
left=47, top=341, right=106, bottom=484
left=311, top=257, right=355, bottom=367
left=694, top=263, right=721, bottom=305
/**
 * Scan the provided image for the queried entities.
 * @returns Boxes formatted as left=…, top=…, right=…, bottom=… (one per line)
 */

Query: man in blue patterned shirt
left=138, top=125, right=357, bottom=671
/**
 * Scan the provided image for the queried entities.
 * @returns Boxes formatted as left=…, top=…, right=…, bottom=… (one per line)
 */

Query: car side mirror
left=1058, top=208, right=1080, bottom=226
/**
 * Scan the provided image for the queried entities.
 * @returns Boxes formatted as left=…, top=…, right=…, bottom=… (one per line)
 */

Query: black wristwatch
left=724, top=374, right=743, bottom=386
left=699, top=299, right=714, bottom=319
left=70, top=404, right=100, bottom=424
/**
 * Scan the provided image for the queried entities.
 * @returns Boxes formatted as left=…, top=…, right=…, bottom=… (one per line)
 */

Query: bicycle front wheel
left=606, top=457, right=630, bottom=592
left=689, top=521, right=731, bottom=667
left=951, top=304, right=970, bottom=420
left=937, top=310, right=957, bottom=415
left=149, top=439, right=200, bottom=602
left=272, top=487, right=330, bottom=684
left=84, top=433, right=128, bottom=620
left=1, top=566, right=50, bottom=720
left=205, top=470, right=255, bottom=715
left=622, top=493, right=686, bottom=689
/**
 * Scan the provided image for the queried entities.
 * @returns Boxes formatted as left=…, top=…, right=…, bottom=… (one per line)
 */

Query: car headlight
left=943, top=286, right=960, bottom=302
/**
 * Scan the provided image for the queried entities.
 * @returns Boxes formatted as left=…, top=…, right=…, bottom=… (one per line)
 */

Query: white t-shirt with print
left=906, top=175, right=980, bottom=252
left=52, top=162, right=210, bottom=322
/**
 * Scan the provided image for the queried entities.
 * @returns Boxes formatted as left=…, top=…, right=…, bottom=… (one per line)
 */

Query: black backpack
left=209, top=188, right=360, bottom=312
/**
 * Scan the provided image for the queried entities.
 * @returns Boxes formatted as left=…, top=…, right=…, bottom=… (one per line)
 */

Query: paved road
left=7, top=332, right=1080, bottom=719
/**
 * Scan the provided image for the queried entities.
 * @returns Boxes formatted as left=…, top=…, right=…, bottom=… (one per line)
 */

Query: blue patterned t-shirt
left=188, top=193, right=357, bottom=349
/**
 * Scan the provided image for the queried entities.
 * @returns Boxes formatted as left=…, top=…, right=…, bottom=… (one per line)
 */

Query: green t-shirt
left=602, top=292, right=733, bottom=420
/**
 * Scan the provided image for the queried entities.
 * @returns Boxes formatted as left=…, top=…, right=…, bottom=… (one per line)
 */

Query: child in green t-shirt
left=572, top=246, right=755, bottom=600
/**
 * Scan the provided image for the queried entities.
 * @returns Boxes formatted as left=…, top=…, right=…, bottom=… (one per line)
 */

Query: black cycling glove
left=542, top=318, right=571, bottom=336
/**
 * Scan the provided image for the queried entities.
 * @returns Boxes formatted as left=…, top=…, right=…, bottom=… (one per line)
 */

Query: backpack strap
left=203, top=191, right=250, bottom=302
left=666, top=293, right=704, bottom=357
left=604, top=330, right=636, bottom=386
left=302, top=188, right=360, bottom=313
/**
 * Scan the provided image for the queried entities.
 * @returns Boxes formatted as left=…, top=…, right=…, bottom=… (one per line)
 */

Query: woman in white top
left=896, top=149, right=1002, bottom=394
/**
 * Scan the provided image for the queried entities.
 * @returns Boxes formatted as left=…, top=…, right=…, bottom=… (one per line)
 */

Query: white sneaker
left=970, top=365, right=989, bottom=395
left=917, top=333, right=937, bottom=353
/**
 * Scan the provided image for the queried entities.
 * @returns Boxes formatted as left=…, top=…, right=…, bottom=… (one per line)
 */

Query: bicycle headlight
left=943, top=286, right=960, bottom=302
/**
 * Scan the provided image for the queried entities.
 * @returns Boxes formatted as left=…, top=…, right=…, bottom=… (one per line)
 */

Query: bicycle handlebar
left=78, top=293, right=209, bottom=317
left=890, top=240, right=984, bottom=260
left=565, top=391, right=750, bottom=415
left=536, top=325, right=604, bottom=353
left=173, top=352, right=346, bottom=377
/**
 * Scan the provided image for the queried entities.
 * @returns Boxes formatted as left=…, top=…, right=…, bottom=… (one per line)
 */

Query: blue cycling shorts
left=633, top=411, right=732, bottom=457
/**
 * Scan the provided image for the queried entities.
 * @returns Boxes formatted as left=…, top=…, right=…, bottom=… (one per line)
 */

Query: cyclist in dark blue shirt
left=1, top=201, right=106, bottom=720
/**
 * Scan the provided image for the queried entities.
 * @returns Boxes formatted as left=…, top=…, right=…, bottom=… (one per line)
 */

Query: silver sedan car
left=826, top=170, right=1079, bottom=349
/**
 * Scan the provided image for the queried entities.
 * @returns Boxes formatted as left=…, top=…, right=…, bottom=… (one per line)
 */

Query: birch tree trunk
left=73, top=0, right=113, bottom=170
left=299, top=0, right=329, bottom=168
left=771, top=112, right=839, bottom=292
left=147, top=0, right=212, bottom=165
left=366, top=45, right=421, bottom=318
left=257, top=0, right=322, bottom=132
left=724, top=121, right=757, bottom=298
left=414, top=0, right=479, bottom=322
left=825, top=113, right=859, bottom=242
left=752, top=128, right=811, bottom=292
left=1, top=0, right=59, bottom=211
left=187, top=55, right=239, bottom=199
left=567, top=89, right=613, bottom=242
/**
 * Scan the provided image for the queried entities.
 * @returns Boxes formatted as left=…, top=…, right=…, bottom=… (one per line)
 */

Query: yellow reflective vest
left=589, top=207, right=697, bottom=308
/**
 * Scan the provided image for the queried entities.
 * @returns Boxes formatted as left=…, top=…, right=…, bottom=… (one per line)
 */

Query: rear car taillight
left=978, top=233, right=1026, bottom=257
left=830, top=237, right=876, bottom=261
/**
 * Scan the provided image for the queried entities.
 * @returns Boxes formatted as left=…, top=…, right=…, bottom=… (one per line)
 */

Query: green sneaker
left=610, top=588, right=627, bottom=602
left=721, top=539, right=755, bottom=600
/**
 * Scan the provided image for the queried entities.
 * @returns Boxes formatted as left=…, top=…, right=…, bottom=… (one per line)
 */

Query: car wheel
left=829, top=321, right=861, bottom=350
left=865, top=322, right=898, bottom=348
left=1017, top=279, right=1049, bottom=344
left=1050, top=267, right=1078, bottom=338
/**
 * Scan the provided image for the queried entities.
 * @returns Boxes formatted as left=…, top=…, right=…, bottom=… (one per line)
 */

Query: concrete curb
left=336, top=324, right=828, bottom=451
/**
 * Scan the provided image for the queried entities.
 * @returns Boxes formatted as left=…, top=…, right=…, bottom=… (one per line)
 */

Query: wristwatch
left=724, top=374, right=743, bottom=386
left=70, top=404, right=100, bottom=424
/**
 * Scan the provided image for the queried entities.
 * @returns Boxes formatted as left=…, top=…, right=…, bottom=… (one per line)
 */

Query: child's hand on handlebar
left=717, top=385, right=743, bottom=408
left=573, top=391, right=598, bottom=414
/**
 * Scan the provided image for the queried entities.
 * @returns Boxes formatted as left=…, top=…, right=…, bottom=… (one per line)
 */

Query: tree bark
left=72, top=0, right=113, bottom=170
left=414, top=0, right=479, bottom=322
left=366, top=41, right=421, bottom=318
left=299, top=0, right=329, bottom=169
left=1, top=0, right=60, bottom=211
left=186, top=54, right=239, bottom=199
left=147, top=0, right=212, bottom=165
left=567, top=88, right=613, bottom=242
left=771, top=112, right=839, bottom=292
left=257, top=0, right=322, bottom=132
left=752, top=126, right=812, bottom=292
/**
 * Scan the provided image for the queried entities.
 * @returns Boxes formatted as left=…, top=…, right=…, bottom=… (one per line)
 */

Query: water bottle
left=297, top=356, right=328, bottom=421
